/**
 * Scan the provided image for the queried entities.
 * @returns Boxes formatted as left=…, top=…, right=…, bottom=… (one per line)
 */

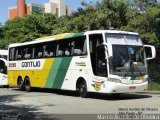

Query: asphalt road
left=0, top=87, right=160, bottom=120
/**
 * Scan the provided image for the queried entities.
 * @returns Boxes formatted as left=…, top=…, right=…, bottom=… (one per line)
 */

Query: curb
left=141, top=91, right=160, bottom=94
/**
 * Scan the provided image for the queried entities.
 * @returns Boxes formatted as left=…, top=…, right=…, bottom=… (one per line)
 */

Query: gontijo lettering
left=22, top=61, right=41, bottom=67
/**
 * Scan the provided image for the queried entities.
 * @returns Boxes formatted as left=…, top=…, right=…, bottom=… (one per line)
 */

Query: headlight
left=108, top=78, right=121, bottom=83
left=142, top=75, right=148, bottom=83
left=142, top=77, right=148, bottom=82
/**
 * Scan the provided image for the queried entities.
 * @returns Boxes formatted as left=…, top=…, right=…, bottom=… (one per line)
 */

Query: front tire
left=25, top=77, right=31, bottom=92
left=79, top=80, right=88, bottom=98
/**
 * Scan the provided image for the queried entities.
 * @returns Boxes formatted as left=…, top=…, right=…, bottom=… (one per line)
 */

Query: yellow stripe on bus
left=8, top=58, right=54, bottom=88
left=30, top=58, right=54, bottom=88
left=40, top=58, right=54, bottom=87
left=35, top=33, right=71, bottom=41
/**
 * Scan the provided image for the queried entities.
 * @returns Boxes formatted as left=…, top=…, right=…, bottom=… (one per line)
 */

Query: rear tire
left=79, top=80, right=88, bottom=98
left=25, top=77, right=31, bottom=92
left=18, top=77, right=25, bottom=91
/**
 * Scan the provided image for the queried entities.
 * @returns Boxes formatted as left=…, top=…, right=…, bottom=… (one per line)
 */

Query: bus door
left=89, top=34, right=107, bottom=91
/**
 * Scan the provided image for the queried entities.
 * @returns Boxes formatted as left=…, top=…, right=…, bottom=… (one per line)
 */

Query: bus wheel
left=25, top=77, right=31, bottom=92
left=79, top=80, right=88, bottom=98
left=18, top=77, right=25, bottom=91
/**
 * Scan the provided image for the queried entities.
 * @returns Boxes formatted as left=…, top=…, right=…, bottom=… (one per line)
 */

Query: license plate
left=129, top=86, right=136, bottom=90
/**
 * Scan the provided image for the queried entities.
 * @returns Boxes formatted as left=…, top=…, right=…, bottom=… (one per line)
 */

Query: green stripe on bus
left=52, top=57, right=72, bottom=89
left=45, top=58, right=62, bottom=88
left=131, top=75, right=139, bottom=80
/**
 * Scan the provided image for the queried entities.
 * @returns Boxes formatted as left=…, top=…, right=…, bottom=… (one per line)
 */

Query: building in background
left=44, top=0, right=72, bottom=17
left=8, top=0, right=72, bottom=20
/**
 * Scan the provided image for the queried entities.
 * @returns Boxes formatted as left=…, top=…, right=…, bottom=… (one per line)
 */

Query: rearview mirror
left=144, top=45, right=156, bottom=60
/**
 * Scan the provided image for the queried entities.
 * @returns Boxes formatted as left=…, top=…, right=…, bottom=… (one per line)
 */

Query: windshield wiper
left=123, top=61, right=143, bottom=77
left=132, top=62, right=143, bottom=76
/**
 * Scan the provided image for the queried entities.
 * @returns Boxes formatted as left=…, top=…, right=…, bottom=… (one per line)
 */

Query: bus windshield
left=109, top=45, right=147, bottom=76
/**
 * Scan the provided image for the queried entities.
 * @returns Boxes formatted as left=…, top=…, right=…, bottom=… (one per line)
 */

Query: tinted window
left=43, top=42, right=56, bottom=57
left=15, top=47, right=25, bottom=60
left=72, top=36, right=87, bottom=56
left=9, top=48, right=15, bottom=61
left=24, top=46, right=33, bottom=59
left=33, top=44, right=44, bottom=58
left=9, top=35, right=87, bottom=61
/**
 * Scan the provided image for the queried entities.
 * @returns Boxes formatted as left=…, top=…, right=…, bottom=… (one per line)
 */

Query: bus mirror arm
left=103, top=43, right=113, bottom=58
left=144, top=45, right=156, bottom=60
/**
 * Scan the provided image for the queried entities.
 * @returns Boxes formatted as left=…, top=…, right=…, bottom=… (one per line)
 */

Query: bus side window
left=73, top=36, right=87, bottom=56
left=9, top=48, right=15, bottom=61
left=44, top=41, right=57, bottom=58
left=57, top=40, right=72, bottom=57
left=33, top=44, right=43, bottom=59
left=20, top=48, right=25, bottom=59
left=15, top=48, right=23, bottom=60
left=64, top=41, right=72, bottom=56
left=24, top=46, right=33, bottom=59
left=57, top=42, right=64, bottom=56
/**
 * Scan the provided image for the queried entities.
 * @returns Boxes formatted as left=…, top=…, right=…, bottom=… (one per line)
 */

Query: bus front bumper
left=105, top=81, right=148, bottom=93
left=0, top=74, right=8, bottom=86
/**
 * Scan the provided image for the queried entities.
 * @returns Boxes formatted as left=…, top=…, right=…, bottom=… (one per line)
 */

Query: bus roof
left=9, top=32, right=85, bottom=48
left=0, top=50, right=8, bottom=55
left=86, top=30, right=139, bottom=35
left=9, top=30, right=139, bottom=48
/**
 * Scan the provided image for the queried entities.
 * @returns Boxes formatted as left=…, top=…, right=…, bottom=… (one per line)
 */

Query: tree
left=0, top=23, right=3, bottom=38
left=123, top=5, right=160, bottom=47
left=0, top=12, right=57, bottom=48
left=1, top=0, right=160, bottom=49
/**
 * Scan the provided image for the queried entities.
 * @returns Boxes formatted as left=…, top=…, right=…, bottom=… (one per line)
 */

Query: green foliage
left=0, top=12, right=57, bottom=48
left=0, top=0, right=160, bottom=49
left=148, top=81, right=160, bottom=91
left=123, top=5, right=160, bottom=47
left=0, top=23, right=3, bottom=38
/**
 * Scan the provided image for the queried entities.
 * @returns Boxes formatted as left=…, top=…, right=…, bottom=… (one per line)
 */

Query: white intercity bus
left=0, top=58, right=8, bottom=87
left=8, top=30, right=156, bottom=97
left=0, top=50, right=8, bottom=87
left=0, top=50, right=8, bottom=60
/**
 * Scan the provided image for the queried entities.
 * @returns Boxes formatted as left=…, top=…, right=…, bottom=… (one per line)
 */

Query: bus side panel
left=8, top=70, right=30, bottom=86
left=31, top=58, right=54, bottom=88
left=45, top=58, right=62, bottom=88
left=61, top=57, right=90, bottom=91
left=45, top=57, right=72, bottom=89
left=8, top=58, right=53, bottom=88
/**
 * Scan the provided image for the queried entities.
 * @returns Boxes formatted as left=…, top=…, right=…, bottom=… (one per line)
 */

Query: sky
left=0, top=0, right=97, bottom=25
